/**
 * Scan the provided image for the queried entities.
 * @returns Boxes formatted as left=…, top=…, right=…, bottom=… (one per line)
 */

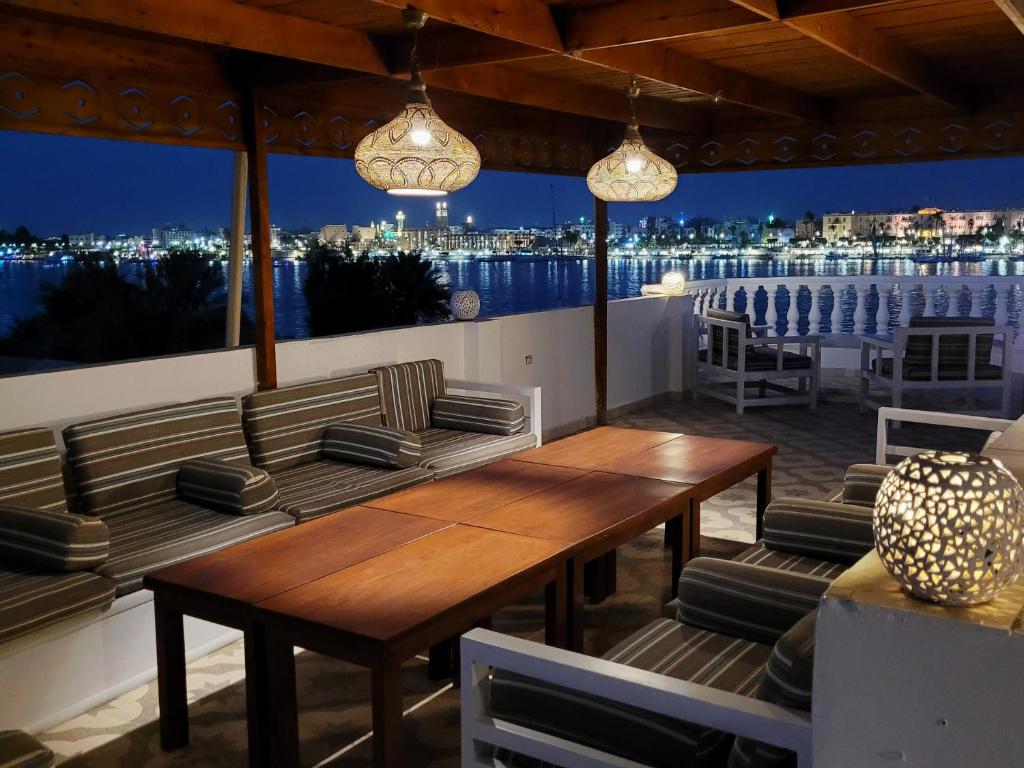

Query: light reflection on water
left=2, top=256, right=1023, bottom=339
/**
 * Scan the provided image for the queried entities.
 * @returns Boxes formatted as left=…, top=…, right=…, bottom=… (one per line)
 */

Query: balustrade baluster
left=995, top=285, right=1010, bottom=327
left=853, top=287, right=869, bottom=335
left=968, top=286, right=983, bottom=318
left=726, top=285, right=736, bottom=312
left=764, top=285, right=778, bottom=334
left=830, top=284, right=844, bottom=334
left=898, top=283, right=913, bottom=326
left=923, top=286, right=936, bottom=317
left=786, top=286, right=800, bottom=336
left=808, top=285, right=821, bottom=335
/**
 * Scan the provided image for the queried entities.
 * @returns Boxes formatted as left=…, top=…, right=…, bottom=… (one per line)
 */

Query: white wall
left=0, top=297, right=687, bottom=436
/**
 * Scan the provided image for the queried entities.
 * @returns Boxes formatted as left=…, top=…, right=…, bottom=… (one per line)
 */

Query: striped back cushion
left=0, top=427, right=68, bottom=513
left=63, top=398, right=251, bottom=516
left=905, top=316, right=994, bottom=372
left=707, top=308, right=751, bottom=360
left=372, top=360, right=447, bottom=433
left=242, top=374, right=382, bottom=471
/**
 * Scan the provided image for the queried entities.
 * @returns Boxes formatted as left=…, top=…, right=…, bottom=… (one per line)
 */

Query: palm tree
left=380, top=251, right=451, bottom=326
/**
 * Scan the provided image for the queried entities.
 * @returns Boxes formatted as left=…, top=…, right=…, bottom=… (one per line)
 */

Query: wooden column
left=594, top=196, right=609, bottom=425
left=225, top=150, right=248, bottom=348
left=241, top=89, right=277, bottom=389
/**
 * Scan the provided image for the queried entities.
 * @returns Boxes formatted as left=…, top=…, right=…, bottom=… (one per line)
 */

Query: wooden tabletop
left=142, top=506, right=450, bottom=605
left=255, top=525, right=570, bottom=660
left=512, top=426, right=682, bottom=470
left=364, top=460, right=586, bottom=522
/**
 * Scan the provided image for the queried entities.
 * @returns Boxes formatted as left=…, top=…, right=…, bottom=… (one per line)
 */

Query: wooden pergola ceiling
left=2, top=0, right=1024, bottom=173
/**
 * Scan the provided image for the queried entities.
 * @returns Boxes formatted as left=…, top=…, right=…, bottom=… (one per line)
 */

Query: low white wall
left=608, top=295, right=687, bottom=410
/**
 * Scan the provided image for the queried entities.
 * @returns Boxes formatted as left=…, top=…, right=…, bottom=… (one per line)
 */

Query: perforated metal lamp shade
left=354, top=74, right=480, bottom=197
left=873, top=451, right=1024, bottom=606
left=586, top=124, right=678, bottom=203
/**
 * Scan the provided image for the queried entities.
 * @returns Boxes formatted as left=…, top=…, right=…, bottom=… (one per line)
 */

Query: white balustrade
left=995, top=286, right=1011, bottom=327
left=786, top=286, right=800, bottom=336
left=875, top=283, right=890, bottom=335
left=853, top=287, right=869, bottom=335
left=726, top=285, right=736, bottom=312
left=924, top=286, right=936, bottom=317
left=808, top=288, right=821, bottom=335
left=969, top=287, right=983, bottom=318
left=830, top=284, right=844, bottom=334
left=764, top=284, right=778, bottom=333
left=897, top=282, right=913, bottom=325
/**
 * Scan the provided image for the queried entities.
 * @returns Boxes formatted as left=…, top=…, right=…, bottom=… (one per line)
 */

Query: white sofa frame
left=460, top=628, right=812, bottom=768
left=875, top=405, right=1013, bottom=465
left=0, top=377, right=540, bottom=734
left=694, top=315, right=821, bottom=414
left=859, top=324, right=1014, bottom=418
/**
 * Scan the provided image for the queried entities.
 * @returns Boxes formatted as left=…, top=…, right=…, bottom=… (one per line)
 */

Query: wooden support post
left=594, top=196, right=609, bottom=426
left=241, top=89, right=277, bottom=390
left=225, top=150, right=247, bottom=348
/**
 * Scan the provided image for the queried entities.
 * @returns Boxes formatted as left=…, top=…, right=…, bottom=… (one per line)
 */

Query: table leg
left=427, top=638, right=454, bottom=681
left=664, top=516, right=680, bottom=548
left=584, top=557, right=607, bottom=604
left=670, top=512, right=684, bottom=598
left=154, top=596, right=188, bottom=751
left=372, top=658, right=404, bottom=768
left=756, top=461, right=773, bottom=541
left=244, top=623, right=274, bottom=768
left=604, top=549, right=617, bottom=596
left=566, top=558, right=585, bottom=652
left=544, top=564, right=567, bottom=648
left=687, top=498, right=701, bottom=564
left=263, top=631, right=300, bottom=768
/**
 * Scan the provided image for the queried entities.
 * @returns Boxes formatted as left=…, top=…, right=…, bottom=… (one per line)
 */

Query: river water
left=2, top=255, right=1022, bottom=339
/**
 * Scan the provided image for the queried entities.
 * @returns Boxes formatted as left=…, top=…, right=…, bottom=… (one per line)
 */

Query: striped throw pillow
left=321, top=424, right=422, bottom=469
left=431, top=394, right=526, bottom=436
left=176, top=458, right=280, bottom=516
left=0, top=504, right=109, bottom=571
left=676, top=557, right=828, bottom=645
left=842, top=463, right=892, bottom=507
left=763, top=497, right=875, bottom=564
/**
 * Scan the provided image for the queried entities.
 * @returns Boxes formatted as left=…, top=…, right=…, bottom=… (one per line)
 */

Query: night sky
left=3, top=130, right=1024, bottom=235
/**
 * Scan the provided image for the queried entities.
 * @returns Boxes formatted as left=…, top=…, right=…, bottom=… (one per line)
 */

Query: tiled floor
left=40, top=376, right=998, bottom=766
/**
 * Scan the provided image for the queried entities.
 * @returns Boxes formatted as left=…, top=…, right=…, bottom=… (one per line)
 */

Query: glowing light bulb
left=625, top=157, right=643, bottom=173
left=410, top=128, right=432, bottom=145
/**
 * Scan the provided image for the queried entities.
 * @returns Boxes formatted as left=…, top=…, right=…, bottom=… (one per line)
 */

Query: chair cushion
left=372, top=360, right=447, bottom=433
left=100, top=498, right=293, bottom=595
left=0, top=566, right=115, bottom=644
left=417, top=428, right=538, bottom=478
left=727, top=612, right=817, bottom=768
left=842, top=463, right=891, bottom=507
left=677, top=558, right=828, bottom=645
left=176, top=459, right=280, bottom=516
left=321, top=423, right=422, bottom=469
left=731, top=542, right=847, bottom=581
left=63, top=398, right=252, bottom=517
left=0, top=504, right=109, bottom=571
left=762, top=498, right=875, bottom=565
left=271, top=459, right=433, bottom=522
left=0, top=427, right=68, bottom=513
left=873, top=358, right=1003, bottom=381
left=0, top=730, right=54, bottom=768
left=707, top=308, right=752, bottom=361
left=489, top=618, right=772, bottom=768
left=242, top=374, right=382, bottom=472
left=431, top=394, right=526, bottom=436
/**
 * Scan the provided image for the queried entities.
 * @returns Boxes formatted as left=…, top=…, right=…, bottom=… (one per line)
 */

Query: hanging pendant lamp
left=353, top=8, right=480, bottom=197
left=587, top=76, right=677, bottom=203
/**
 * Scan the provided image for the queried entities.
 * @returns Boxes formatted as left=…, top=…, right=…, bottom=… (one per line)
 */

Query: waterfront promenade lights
left=353, top=8, right=480, bottom=197
left=586, top=76, right=677, bottom=203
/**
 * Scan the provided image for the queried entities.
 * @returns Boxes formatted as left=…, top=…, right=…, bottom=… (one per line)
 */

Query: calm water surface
left=2, top=255, right=1022, bottom=339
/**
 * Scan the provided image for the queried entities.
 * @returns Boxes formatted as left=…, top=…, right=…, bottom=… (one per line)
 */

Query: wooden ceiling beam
left=0, top=0, right=389, bottom=75
left=580, top=46, right=829, bottom=122
left=993, top=0, right=1024, bottom=35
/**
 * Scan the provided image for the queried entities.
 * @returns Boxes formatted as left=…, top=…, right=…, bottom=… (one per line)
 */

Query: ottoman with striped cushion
left=0, top=428, right=116, bottom=643
left=371, top=361, right=537, bottom=478
left=242, top=375, right=434, bottom=522
left=63, top=399, right=294, bottom=595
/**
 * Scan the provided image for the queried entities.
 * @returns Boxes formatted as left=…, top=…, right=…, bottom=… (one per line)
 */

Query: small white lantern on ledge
left=873, top=451, right=1024, bottom=606
left=640, top=271, right=687, bottom=297
left=450, top=289, right=481, bottom=321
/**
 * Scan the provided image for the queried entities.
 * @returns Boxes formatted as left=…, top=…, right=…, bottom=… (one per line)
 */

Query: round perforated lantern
left=873, top=451, right=1024, bottom=606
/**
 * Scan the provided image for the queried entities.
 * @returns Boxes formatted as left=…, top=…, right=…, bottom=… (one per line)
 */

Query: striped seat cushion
left=418, top=428, right=537, bottom=478
left=842, top=463, right=891, bottom=508
left=0, top=566, right=115, bottom=644
left=728, top=612, right=817, bottom=768
left=321, top=424, right=422, bottom=469
left=177, top=459, right=280, bottom=516
left=0, top=427, right=68, bottom=512
left=271, top=459, right=433, bottom=522
left=242, top=374, right=383, bottom=472
left=0, top=730, right=53, bottom=768
left=489, top=618, right=772, bottom=768
left=677, top=557, right=828, bottom=645
left=63, top=398, right=252, bottom=517
left=372, top=360, right=446, bottom=433
left=732, top=542, right=848, bottom=580
left=762, top=498, right=875, bottom=565
left=101, top=498, right=293, bottom=595
left=0, top=504, right=108, bottom=571
left=431, top=394, right=526, bottom=436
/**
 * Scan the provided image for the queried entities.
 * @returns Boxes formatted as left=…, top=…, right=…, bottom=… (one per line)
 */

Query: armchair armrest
left=461, top=629, right=812, bottom=768
left=0, top=504, right=108, bottom=571
left=446, top=378, right=542, bottom=445
left=842, top=463, right=891, bottom=507
left=177, top=458, right=279, bottom=516
left=322, top=423, right=421, bottom=469
left=763, top=498, right=875, bottom=564
left=676, top=557, right=828, bottom=644
left=432, top=394, right=526, bottom=436
left=860, top=336, right=895, bottom=351
left=876, top=406, right=1013, bottom=463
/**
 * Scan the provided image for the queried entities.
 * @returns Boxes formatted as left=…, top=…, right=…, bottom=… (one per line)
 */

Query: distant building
left=435, top=201, right=449, bottom=230
left=69, top=233, right=99, bottom=249
left=795, top=218, right=819, bottom=240
left=152, top=227, right=198, bottom=248
left=319, top=225, right=349, bottom=244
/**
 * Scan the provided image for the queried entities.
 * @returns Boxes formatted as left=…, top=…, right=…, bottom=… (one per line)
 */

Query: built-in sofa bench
left=0, top=359, right=539, bottom=734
